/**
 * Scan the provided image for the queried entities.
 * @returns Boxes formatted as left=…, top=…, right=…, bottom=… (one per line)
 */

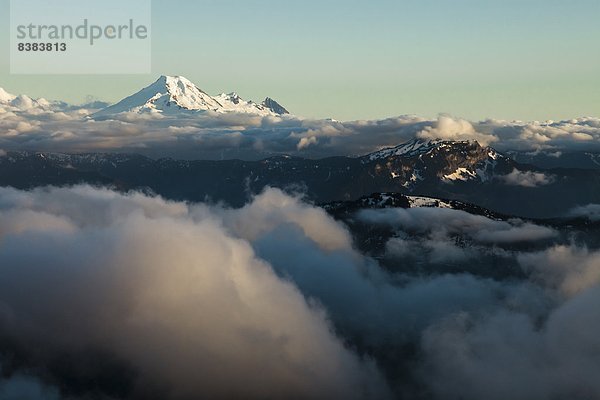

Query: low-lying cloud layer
left=356, top=206, right=560, bottom=271
left=1, top=186, right=599, bottom=399
left=501, top=168, right=555, bottom=187
left=0, top=186, right=389, bottom=400
left=358, top=207, right=557, bottom=244
left=1, top=94, right=599, bottom=159
left=568, top=204, right=600, bottom=221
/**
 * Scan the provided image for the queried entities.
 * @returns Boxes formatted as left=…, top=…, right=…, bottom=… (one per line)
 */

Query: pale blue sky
left=1, top=0, right=599, bottom=120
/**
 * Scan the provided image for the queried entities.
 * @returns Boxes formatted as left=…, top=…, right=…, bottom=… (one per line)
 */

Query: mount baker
left=92, top=75, right=290, bottom=118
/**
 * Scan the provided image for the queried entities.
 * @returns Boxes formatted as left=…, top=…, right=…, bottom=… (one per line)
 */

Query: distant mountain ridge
left=0, top=87, right=56, bottom=110
left=362, top=138, right=509, bottom=187
left=2, top=138, right=600, bottom=217
left=322, top=192, right=507, bottom=220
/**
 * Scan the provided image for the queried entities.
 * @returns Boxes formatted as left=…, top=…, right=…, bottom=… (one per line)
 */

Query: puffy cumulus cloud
left=476, top=117, right=600, bottom=152
left=251, top=224, right=514, bottom=354
left=0, top=186, right=389, bottom=400
left=0, top=101, right=430, bottom=159
left=357, top=207, right=557, bottom=244
left=475, top=223, right=557, bottom=243
left=285, top=115, right=429, bottom=157
left=219, top=188, right=353, bottom=252
left=0, top=208, right=76, bottom=238
left=289, top=123, right=353, bottom=152
left=0, top=114, right=41, bottom=137
left=251, top=220, right=600, bottom=400
left=0, top=185, right=189, bottom=229
left=421, top=287, right=600, bottom=400
left=3, top=89, right=600, bottom=158
left=417, top=115, right=498, bottom=146
left=206, top=193, right=523, bottom=360
left=500, top=168, right=555, bottom=187
left=2, top=185, right=600, bottom=400
left=572, top=132, right=594, bottom=141
left=297, top=135, right=319, bottom=150
left=2, top=95, right=600, bottom=158
left=386, top=234, right=475, bottom=264
left=421, top=244, right=600, bottom=400
left=0, top=372, right=60, bottom=400
left=1, top=186, right=516, bottom=398
left=355, top=207, right=558, bottom=277
left=519, top=246, right=600, bottom=298
left=567, top=204, right=600, bottom=221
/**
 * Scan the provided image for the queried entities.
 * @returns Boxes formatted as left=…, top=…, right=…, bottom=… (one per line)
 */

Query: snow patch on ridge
left=368, top=139, right=445, bottom=161
left=407, top=196, right=453, bottom=209
left=443, top=167, right=478, bottom=182
left=0, top=88, right=16, bottom=103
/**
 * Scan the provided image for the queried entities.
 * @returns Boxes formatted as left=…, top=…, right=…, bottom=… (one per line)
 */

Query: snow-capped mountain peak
left=222, top=92, right=241, bottom=104
left=0, top=88, right=16, bottom=103
left=361, top=138, right=513, bottom=187
left=92, top=75, right=290, bottom=118
left=367, top=138, right=480, bottom=161
left=262, top=97, right=290, bottom=115
left=213, top=92, right=274, bottom=114
left=92, top=75, right=223, bottom=117
left=0, top=88, right=59, bottom=111
left=159, top=75, right=223, bottom=110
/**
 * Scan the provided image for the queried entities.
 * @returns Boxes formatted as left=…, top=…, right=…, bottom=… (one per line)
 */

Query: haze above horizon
left=0, top=0, right=599, bottom=121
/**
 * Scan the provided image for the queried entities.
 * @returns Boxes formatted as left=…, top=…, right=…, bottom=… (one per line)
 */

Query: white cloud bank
left=0, top=186, right=389, bottom=400
left=1, top=91, right=599, bottom=158
left=0, top=187, right=599, bottom=400
left=567, top=204, right=600, bottom=221
left=417, top=115, right=498, bottom=146
left=500, top=168, right=555, bottom=187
